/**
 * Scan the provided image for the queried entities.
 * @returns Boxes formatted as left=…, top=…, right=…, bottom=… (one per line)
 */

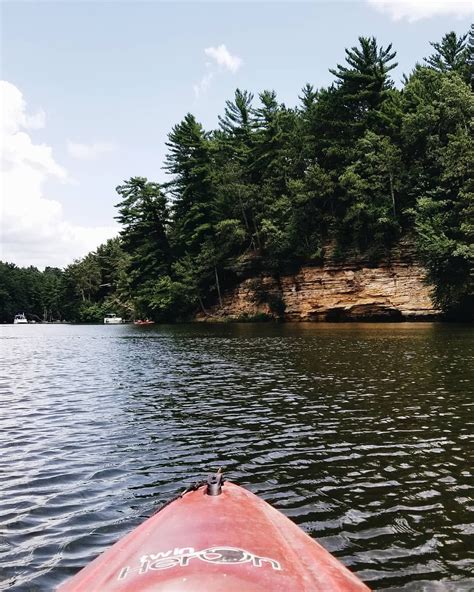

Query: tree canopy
left=1, top=29, right=472, bottom=323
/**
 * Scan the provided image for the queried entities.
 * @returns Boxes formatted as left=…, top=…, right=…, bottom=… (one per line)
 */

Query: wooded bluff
left=1, top=30, right=473, bottom=323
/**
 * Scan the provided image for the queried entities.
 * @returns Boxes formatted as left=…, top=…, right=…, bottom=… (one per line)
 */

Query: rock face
left=199, top=260, right=439, bottom=322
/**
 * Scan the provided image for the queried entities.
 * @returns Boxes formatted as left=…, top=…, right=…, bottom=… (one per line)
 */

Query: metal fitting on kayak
left=206, top=471, right=223, bottom=496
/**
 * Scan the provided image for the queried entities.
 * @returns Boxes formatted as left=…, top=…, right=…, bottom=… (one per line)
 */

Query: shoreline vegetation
left=1, top=30, right=473, bottom=324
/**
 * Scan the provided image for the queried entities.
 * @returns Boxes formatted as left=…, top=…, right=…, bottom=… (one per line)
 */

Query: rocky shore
left=197, top=247, right=440, bottom=322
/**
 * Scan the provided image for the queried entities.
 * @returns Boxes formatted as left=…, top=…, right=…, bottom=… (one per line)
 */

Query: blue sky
left=1, top=0, right=472, bottom=268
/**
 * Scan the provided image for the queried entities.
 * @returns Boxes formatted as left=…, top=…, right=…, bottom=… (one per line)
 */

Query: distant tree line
left=0, top=239, right=131, bottom=323
left=1, top=29, right=472, bottom=323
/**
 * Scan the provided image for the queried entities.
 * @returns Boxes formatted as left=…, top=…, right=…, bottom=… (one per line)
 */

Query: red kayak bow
left=58, top=474, right=370, bottom=591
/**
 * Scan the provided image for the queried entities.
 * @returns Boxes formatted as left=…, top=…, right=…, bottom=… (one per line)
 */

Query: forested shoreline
left=1, top=29, right=473, bottom=323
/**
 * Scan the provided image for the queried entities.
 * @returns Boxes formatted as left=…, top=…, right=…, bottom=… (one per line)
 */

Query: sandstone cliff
left=198, top=253, right=439, bottom=322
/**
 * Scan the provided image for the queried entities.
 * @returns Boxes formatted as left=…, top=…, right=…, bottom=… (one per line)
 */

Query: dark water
left=0, top=323, right=473, bottom=591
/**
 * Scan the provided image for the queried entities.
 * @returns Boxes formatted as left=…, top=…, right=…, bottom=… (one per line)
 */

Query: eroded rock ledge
left=198, top=259, right=440, bottom=322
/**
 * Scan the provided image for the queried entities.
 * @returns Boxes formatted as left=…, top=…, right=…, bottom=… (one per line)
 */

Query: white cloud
left=366, top=0, right=473, bottom=22
left=0, top=81, right=118, bottom=269
left=67, top=140, right=116, bottom=160
left=193, top=44, right=242, bottom=99
left=2, top=85, right=46, bottom=136
left=204, top=44, right=243, bottom=73
left=193, top=70, right=214, bottom=99
left=25, top=110, right=46, bottom=130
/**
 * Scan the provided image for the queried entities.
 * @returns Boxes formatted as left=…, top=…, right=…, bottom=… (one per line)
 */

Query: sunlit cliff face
left=0, top=81, right=116, bottom=269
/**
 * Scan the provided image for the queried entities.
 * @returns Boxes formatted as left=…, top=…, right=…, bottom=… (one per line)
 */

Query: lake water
left=0, top=323, right=473, bottom=591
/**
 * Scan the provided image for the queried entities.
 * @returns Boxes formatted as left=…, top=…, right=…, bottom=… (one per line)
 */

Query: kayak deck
left=58, top=480, right=370, bottom=591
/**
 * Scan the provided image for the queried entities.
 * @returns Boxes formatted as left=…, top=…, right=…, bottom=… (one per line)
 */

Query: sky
left=1, top=0, right=472, bottom=269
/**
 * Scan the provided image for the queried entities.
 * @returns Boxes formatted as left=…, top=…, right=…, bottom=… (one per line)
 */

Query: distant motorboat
left=134, top=319, right=155, bottom=326
left=13, top=313, right=28, bottom=324
left=104, top=313, right=123, bottom=324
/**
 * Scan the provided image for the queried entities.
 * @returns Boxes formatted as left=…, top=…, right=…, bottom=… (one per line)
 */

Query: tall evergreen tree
left=218, top=89, right=255, bottom=150
left=297, top=83, right=320, bottom=169
left=68, top=255, right=102, bottom=303
left=165, top=114, right=215, bottom=255
left=212, top=160, right=256, bottom=252
left=252, top=90, right=297, bottom=191
left=330, top=36, right=397, bottom=122
left=312, top=37, right=398, bottom=175
left=424, top=31, right=470, bottom=84
left=216, top=91, right=263, bottom=251
left=467, top=24, right=474, bottom=89
left=115, top=177, right=171, bottom=287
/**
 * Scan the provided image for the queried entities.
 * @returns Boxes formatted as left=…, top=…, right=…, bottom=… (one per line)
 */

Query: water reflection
left=0, top=323, right=473, bottom=590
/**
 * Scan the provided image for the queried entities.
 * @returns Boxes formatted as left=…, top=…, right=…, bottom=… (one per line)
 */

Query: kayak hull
left=58, top=482, right=369, bottom=591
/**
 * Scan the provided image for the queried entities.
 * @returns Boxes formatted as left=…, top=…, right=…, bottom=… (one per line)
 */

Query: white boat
left=104, top=313, right=123, bottom=324
left=13, top=313, right=28, bottom=324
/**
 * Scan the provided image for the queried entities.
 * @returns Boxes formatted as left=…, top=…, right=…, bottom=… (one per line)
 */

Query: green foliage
left=130, top=276, right=193, bottom=321
left=77, top=301, right=107, bottom=323
left=330, top=36, right=397, bottom=109
left=425, top=31, right=471, bottom=84
left=287, top=164, right=335, bottom=258
left=414, top=193, right=473, bottom=317
left=165, top=114, right=215, bottom=255
left=326, top=36, right=398, bottom=147
left=399, top=67, right=474, bottom=317
left=67, top=255, right=101, bottom=302
left=219, top=89, right=255, bottom=141
left=115, top=177, right=170, bottom=284
left=0, top=263, right=44, bottom=322
left=233, top=312, right=272, bottom=323
left=339, top=131, right=402, bottom=251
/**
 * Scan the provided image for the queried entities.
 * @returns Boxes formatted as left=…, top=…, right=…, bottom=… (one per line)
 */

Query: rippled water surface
left=0, top=323, right=473, bottom=591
